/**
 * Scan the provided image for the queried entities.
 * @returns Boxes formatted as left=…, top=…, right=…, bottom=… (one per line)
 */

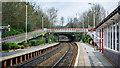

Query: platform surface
left=75, top=42, right=113, bottom=68
left=1, top=43, right=58, bottom=61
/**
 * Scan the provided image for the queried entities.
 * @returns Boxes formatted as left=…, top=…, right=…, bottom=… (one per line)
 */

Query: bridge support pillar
left=31, top=53, right=32, bottom=58
left=34, top=52, right=35, bottom=57
left=4, top=61, right=6, bottom=68
left=36, top=51, right=37, bottom=56
left=39, top=50, right=41, bottom=55
left=24, top=55, right=26, bottom=61
left=10, top=59, right=12, bottom=66
left=28, top=54, right=29, bottom=60
left=20, top=56, right=22, bottom=63
left=16, top=58, right=18, bottom=64
left=38, top=51, right=39, bottom=55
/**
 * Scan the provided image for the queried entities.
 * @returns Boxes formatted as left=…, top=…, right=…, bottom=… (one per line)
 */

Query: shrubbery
left=30, top=40, right=37, bottom=46
left=82, top=34, right=94, bottom=45
left=50, top=35, right=58, bottom=43
left=20, top=45, right=24, bottom=49
left=2, top=42, right=11, bottom=50
left=28, top=39, right=46, bottom=46
left=2, top=28, right=25, bottom=38
left=8, top=42, right=20, bottom=49
left=2, top=42, right=20, bottom=50
left=37, top=39, right=46, bottom=44
left=2, top=35, right=58, bottom=50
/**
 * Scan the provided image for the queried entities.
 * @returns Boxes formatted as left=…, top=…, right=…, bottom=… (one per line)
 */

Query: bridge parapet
left=46, top=28, right=88, bottom=33
left=2, top=28, right=88, bottom=43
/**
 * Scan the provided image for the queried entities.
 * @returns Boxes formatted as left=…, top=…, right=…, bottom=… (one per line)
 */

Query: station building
left=95, top=5, right=120, bottom=66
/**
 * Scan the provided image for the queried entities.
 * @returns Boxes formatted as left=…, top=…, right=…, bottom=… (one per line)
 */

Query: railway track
left=16, top=42, right=77, bottom=68
left=52, top=43, right=76, bottom=67
left=16, top=43, right=63, bottom=68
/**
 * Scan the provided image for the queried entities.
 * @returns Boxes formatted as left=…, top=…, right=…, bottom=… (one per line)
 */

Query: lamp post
left=86, top=16, right=89, bottom=28
left=88, top=3, right=96, bottom=50
left=88, top=3, right=95, bottom=28
left=42, top=16, right=44, bottom=30
left=25, top=5, right=27, bottom=47
left=42, top=16, right=44, bottom=39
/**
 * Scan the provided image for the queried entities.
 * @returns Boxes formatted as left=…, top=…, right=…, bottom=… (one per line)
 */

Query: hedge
left=2, top=42, right=11, bottom=50
left=2, top=42, right=20, bottom=50
left=81, top=34, right=94, bottom=45
left=30, top=40, right=37, bottom=46
left=29, top=39, right=45, bottom=46
left=2, top=28, right=25, bottom=38
left=37, top=39, right=45, bottom=44
left=50, top=35, right=58, bottom=43
left=8, top=42, right=20, bottom=49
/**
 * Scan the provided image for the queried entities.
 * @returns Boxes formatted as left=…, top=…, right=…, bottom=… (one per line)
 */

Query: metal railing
left=2, top=29, right=47, bottom=43
left=2, top=28, right=88, bottom=43
left=46, top=28, right=88, bottom=33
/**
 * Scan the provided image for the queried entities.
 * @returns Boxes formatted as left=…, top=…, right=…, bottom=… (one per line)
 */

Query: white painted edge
left=74, top=42, right=80, bottom=68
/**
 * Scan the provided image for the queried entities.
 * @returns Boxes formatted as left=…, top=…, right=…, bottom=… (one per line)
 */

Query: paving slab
left=74, top=42, right=113, bottom=68
left=74, top=42, right=91, bottom=68
left=80, top=43, right=113, bottom=68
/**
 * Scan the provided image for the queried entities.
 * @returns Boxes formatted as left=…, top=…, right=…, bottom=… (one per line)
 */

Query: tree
left=60, top=17, right=64, bottom=27
left=47, top=7, right=58, bottom=28
left=75, top=4, right=106, bottom=28
left=2, top=2, right=53, bottom=38
left=66, top=18, right=74, bottom=28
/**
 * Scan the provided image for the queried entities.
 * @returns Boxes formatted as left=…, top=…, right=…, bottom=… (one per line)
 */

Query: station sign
left=88, top=29, right=96, bottom=31
left=0, top=25, right=10, bottom=31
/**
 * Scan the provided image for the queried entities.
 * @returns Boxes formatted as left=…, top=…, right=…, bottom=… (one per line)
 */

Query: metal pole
left=88, top=3, right=95, bottom=28
left=107, top=25, right=108, bottom=48
left=102, top=28, right=103, bottom=53
left=83, top=22, right=84, bottom=33
left=83, top=22, right=84, bottom=28
left=115, top=22, right=117, bottom=51
left=42, top=16, right=43, bottom=39
left=93, top=13, right=95, bottom=28
left=110, top=25, right=111, bottom=49
left=112, top=24, right=114, bottom=50
left=119, top=20, right=120, bottom=52
left=99, top=29, right=101, bottom=52
left=42, top=16, right=43, bottom=29
left=25, top=5, right=27, bottom=47
left=87, top=16, right=89, bottom=28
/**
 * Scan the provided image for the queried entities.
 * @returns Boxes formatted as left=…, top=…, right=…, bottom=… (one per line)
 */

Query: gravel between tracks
left=37, top=43, right=69, bottom=66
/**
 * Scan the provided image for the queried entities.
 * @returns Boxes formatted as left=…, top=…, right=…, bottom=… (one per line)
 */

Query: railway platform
left=1, top=43, right=58, bottom=57
left=1, top=43, right=59, bottom=68
left=75, top=42, right=113, bottom=68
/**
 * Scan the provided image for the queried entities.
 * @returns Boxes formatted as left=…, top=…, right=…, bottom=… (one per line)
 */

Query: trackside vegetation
left=81, top=34, right=94, bottom=45
left=2, top=34, right=58, bottom=50
left=74, top=33, right=94, bottom=45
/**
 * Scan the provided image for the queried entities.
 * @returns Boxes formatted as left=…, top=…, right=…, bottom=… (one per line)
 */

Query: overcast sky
left=34, top=0, right=120, bottom=25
